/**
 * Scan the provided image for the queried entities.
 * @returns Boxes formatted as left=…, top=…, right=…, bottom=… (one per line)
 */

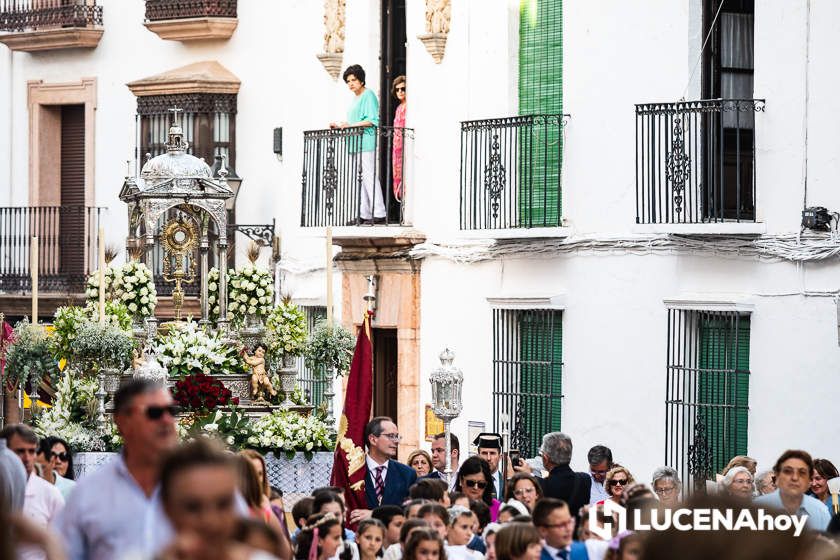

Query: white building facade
left=1, top=0, right=839, bottom=487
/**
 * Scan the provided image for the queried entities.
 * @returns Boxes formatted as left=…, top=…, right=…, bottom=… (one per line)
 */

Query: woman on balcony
left=392, top=75, right=407, bottom=201
left=330, top=64, right=386, bottom=225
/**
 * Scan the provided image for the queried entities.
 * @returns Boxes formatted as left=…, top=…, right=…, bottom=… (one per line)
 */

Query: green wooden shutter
left=518, top=310, right=563, bottom=456
left=698, top=315, right=750, bottom=475
left=518, top=0, right=562, bottom=226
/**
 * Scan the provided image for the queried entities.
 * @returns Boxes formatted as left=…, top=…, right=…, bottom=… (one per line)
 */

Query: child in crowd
left=294, top=513, right=346, bottom=560
left=405, top=499, right=428, bottom=519
left=372, top=505, right=406, bottom=548
left=356, top=518, right=386, bottom=560
left=418, top=503, right=449, bottom=541
left=467, top=500, right=490, bottom=554
left=403, top=529, right=447, bottom=560
left=234, top=517, right=286, bottom=557
left=290, top=496, right=315, bottom=544
left=449, top=492, right=470, bottom=509
left=481, top=524, right=501, bottom=560
left=445, top=507, right=483, bottom=560
left=383, top=518, right=430, bottom=560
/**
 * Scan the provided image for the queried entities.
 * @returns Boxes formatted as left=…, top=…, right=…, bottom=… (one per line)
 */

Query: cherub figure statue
left=131, top=347, right=146, bottom=371
left=245, top=344, right=276, bottom=403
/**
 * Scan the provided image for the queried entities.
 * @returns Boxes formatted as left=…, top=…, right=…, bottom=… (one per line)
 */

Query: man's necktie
left=557, top=549, right=569, bottom=560
left=374, top=465, right=385, bottom=504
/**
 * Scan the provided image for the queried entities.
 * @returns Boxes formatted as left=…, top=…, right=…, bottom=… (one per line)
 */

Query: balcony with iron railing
left=143, top=0, right=237, bottom=41
left=0, top=205, right=104, bottom=293
left=300, top=126, right=413, bottom=229
left=460, top=114, right=569, bottom=234
left=635, top=99, right=766, bottom=231
left=0, top=0, right=103, bottom=52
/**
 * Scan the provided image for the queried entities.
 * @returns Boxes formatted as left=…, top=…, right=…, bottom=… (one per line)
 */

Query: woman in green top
left=330, top=64, right=386, bottom=224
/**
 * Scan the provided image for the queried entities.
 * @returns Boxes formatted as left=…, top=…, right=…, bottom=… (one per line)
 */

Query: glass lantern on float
left=429, top=347, right=463, bottom=480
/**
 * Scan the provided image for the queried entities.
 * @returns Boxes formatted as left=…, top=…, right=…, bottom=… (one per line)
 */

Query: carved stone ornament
left=317, top=0, right=346, bottom=80
left=418, top=0, right=451, bottom=64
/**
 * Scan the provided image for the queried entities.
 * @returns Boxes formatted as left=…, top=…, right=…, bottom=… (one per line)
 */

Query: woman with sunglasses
left=36, top=436, right=76, bottom=499
left=599, top=466, right=635, bottom=506
left=391, top=75, right=407, bottom=202
left=44, top=436, right=74, bottom=481
left=454, top=457, right=501, bottom=522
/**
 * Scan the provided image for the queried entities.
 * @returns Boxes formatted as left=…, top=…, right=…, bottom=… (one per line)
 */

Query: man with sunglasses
left=349, top=416, right=417, bottom=525
left=57, top=378, right=181, bottom=560
left=35, top=437, right=76, bottom=500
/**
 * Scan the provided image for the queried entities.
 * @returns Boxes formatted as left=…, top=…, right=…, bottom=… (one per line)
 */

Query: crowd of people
left=2, top=377, right=840, bottom=560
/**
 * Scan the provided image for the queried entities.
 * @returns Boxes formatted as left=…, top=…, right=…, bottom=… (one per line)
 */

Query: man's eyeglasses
left=144, top=405, right=181, bottom=420
left=608, top=479, right=628, bottom=487
left=464, top=480, right=488, bottom=490
left=381, top=433, right=402, bottom=442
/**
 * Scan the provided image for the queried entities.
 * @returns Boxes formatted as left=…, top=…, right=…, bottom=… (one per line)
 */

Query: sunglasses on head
left=144, top=405, right=181, bottom=420
left=464, top=480, right=488, bottom=490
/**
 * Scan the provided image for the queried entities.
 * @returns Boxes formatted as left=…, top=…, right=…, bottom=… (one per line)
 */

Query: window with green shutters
left=697, top=316, right=750, bottom=474
left=518, top=0, right=563, bottom=225
left=665, top=309, right=751, bottom=490
left=492, top=309, right=563, bottom=457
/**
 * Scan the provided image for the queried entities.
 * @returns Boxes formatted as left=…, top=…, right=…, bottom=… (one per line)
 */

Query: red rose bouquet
left=172, top=372, right=238, bottom=412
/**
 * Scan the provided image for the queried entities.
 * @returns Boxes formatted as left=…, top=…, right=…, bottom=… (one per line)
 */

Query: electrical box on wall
left=273, top=128, right=283, bottom=159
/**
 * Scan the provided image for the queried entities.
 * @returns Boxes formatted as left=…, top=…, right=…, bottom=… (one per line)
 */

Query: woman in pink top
left=391, top=76, right=407, bottom=200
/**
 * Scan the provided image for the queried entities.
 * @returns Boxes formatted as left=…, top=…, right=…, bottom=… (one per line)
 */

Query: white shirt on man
left=20, top=473, right=65, bottom=560
left=366, top=455, right=389, bottom=483
left=589, top=473, right=609, bottom=504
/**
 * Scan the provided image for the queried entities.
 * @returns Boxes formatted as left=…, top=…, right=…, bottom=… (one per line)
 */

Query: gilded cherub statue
left=245, top=344, right=276, bottom=404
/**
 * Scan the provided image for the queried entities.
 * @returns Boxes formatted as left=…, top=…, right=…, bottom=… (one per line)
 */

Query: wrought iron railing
left=0, top=0, right=102, bottom=32
left=460, top=114, right=568, bottom=230
left=0, top=206, right=103, bottom=293
left=301, top=126, right=413, bottom=227
left=635, top=99, right=765, bottom=224
left=144, top=0, right=237, bottom=21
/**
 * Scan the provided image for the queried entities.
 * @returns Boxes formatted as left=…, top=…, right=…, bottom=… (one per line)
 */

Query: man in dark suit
left=538, top=432, right=591, bottom=521
left=533, top=498, right=589, bottom=560
left=423, top=432, right=460, bottom=490
left=349, top=416, right=417, bottom=525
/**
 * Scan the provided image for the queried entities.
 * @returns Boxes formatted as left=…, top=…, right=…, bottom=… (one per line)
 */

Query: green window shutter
left=698, top=316, right=750, bottom=475
left=518, top=0, right=562, bottom=226
left=518, top=310, right=563, bottom=456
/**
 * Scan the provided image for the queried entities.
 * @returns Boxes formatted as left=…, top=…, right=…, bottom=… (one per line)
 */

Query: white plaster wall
left=419, top=252, right=840, bottom=479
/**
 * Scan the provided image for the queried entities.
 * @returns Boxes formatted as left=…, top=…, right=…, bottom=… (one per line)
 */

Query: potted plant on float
left=264, top=299, right=307, bottom=408
left=3, top=319, right=60, bottom=416
left=71, top=320, right=135, bottom=401
left=303, top=319, right=354, bottom=420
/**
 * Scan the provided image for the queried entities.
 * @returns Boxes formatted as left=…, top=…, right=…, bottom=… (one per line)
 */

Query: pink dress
left=392, top=102, right=407, bottom=199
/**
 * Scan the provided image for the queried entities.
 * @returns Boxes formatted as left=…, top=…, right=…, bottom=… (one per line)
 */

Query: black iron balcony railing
left=144, top=0, right=237, bottom=21
left=460, top=114, right=568, bottom=230
left=635, top=99, right=765, bottom=225
left=0, top=205, right=103, bottom=293
left=301, top=126, right=413, bottom=227
left=0, top=0, right=102, bottom=32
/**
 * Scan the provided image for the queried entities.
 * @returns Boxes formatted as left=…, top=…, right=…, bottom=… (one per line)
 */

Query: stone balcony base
left=0, top=28, right=103, bottom=52
left=144, top=17, right=237, bottom=41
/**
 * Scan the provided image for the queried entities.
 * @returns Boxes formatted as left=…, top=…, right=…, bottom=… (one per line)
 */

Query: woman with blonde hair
left=407, top=449, right=433, bottom=477
left=599, top=466, right=635, bottom=506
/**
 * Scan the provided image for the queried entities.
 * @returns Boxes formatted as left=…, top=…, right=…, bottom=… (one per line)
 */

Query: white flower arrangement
left=206, top=266, right=273, bottom=325
left=228, top=265, right=274, bottom=323
left=86, top=261, right=157, bottom=319
left=246, top=410, right=334, bottom=458
left=153, top=321, right=247, bottom=378
left=33, top=372, right=122, bottom=452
